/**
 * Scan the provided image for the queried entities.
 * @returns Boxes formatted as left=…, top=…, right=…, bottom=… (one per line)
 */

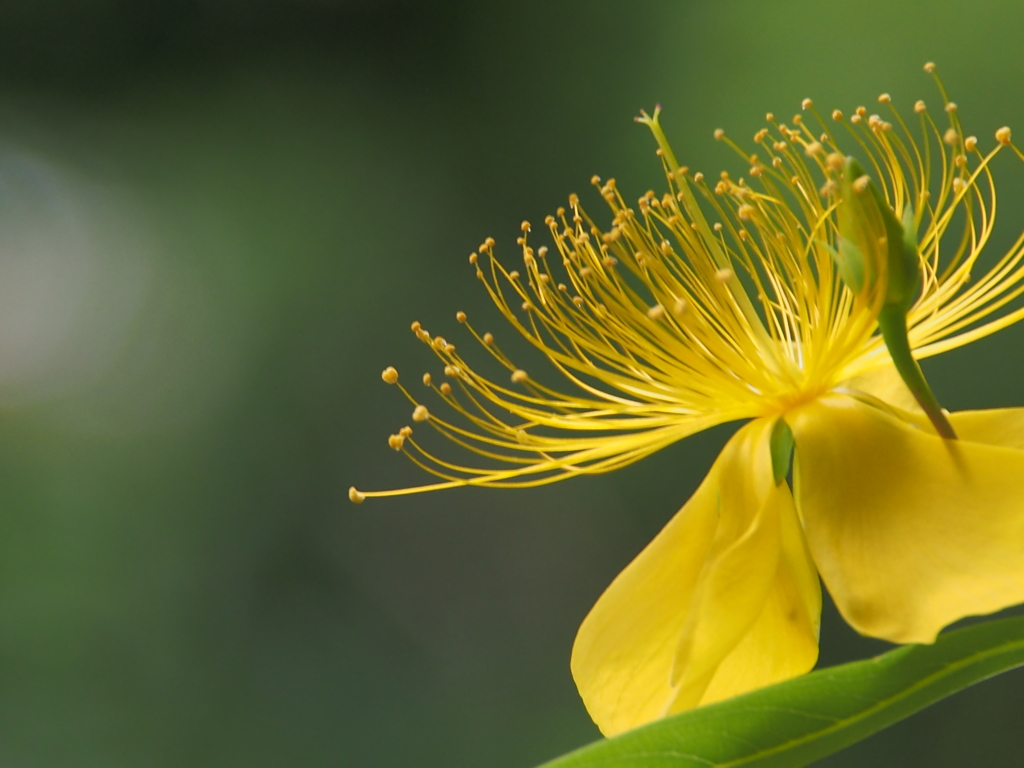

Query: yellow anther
left=914, top=100, right=926, bottom=114
left=765, top=112, right=774, bottom=121
left=868, top=114, right=881, bottom=128
left=348, top=487, right=365, bottom=504
left=878, top=93, right=891, bottom=104
left=399, top=426, right=413, bottom=438
left=440, top=382, right=452, bottom=395
left=521, top=301, right=532, bottom=311
left=389, top=434, right=405, bottom=451
left=832, top=109, right=843, bottom=121
left=804, top=141, right=823, bottom=157
left=693, top=172, right=704, bottom=183
left=603, top=256, right=618, bottom=268
left=412, top=405, right=430, bottom=422
left=793, top=114, right=803, bottom=124
left=647, top=304, right=665, bottom=321
left=556, top=206, right=566, bottom=217
left=422, top=372, right=432, bottom=386
left=713, top=129, right=725, bottom=140
left=456, top=311, right=467, bottom=323
left=508, top=270, right=520, bottom=280
left=955, top=155, right=967, bottom=168
left=672, top=298, right=688, bottom=317
left=924, top=61, right=936, bottom=73
left=538, top=246, right=548, bottom=258
left=853, top=175, right=871, bottom=194
left=579, top=267, right=593, bottom=279
left=411, top=321, right=421, bottom=332
left=483, top=332, right=494, bottom=345
left=521, top=220, right=531, bottom=232
left=737, top=204, right=756, bottom=221
left=772, top=157, right=783, bottom=168
left=713, top=222, right=723, bottom=232
left=572, top=296, right=584, bottom=307
left=484, top=237, right=495, bottom=248
left=997, top=126, right=1013, bottom=145
left=469, top=252, right=478, bottom=265
left=965, top=136, right=978, bottom=151
left=381, top=366, right=399, bottom=384
left=944, top=128, right=959, bottom=145
left=819, top=180, right=837, bottom=197
left=715, top=268, right=735, bottom=282
left=569, top=193, right=579, bottom=207
left=945, top=102, right=958, bottom=113
left=826, top=152, right=845, bottom=172
left=851, top=114, right=862, bottom=124
left=738, top=230, right=749, bottom=240
left=952, top=178, right=965, bottom=194
left=511, top=369, right=529, bottom=384
left=801, top=98, right=813, bottom=110
left=590, top=175, right=601, bottom=186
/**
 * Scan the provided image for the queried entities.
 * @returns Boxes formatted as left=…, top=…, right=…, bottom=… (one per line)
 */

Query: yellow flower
left=350, top=64, right=1024, bottom=736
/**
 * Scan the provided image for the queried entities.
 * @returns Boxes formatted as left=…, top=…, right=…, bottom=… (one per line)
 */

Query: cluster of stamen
left=349, top=62, right=1024, bottom=502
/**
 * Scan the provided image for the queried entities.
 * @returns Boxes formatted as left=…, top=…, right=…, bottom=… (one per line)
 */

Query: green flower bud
left=835, top=156, right=955, bottom=439
left=836, top=157, right=919, bottom=311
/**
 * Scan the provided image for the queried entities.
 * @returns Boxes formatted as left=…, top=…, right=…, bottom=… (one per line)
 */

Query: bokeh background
left=2, top=1, right=1024, bottom=766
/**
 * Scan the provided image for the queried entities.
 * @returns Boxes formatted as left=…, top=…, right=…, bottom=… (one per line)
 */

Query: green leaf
left=538, top=615, right=1024, bottom=768
left=768, top=417, right=794, bottom=486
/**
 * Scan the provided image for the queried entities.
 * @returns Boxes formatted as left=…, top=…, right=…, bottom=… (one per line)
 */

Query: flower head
left=352, top=64, right=1024, bottom=737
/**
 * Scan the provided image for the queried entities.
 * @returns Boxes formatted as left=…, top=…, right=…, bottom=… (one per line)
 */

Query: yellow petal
left=950, top=407, right=1024, bottom=450
left=696, top=487, right=821, bottom=708
left=841, top=363, right=922, bottom=413
left=571, top=418, right=820, bottom=736
left=791, top=394, right=1024, bottom=644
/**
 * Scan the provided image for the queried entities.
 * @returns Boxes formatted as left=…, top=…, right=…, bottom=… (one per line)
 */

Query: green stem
left=877, top=304, right=957, bottom=439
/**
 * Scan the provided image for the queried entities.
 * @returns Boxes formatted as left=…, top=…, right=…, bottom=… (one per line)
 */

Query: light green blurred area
left=1, top=1, right=1024, bottom=766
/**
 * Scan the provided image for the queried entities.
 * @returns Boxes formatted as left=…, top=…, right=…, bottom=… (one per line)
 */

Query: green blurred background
left=1, top=1, right=1024, bottom=765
